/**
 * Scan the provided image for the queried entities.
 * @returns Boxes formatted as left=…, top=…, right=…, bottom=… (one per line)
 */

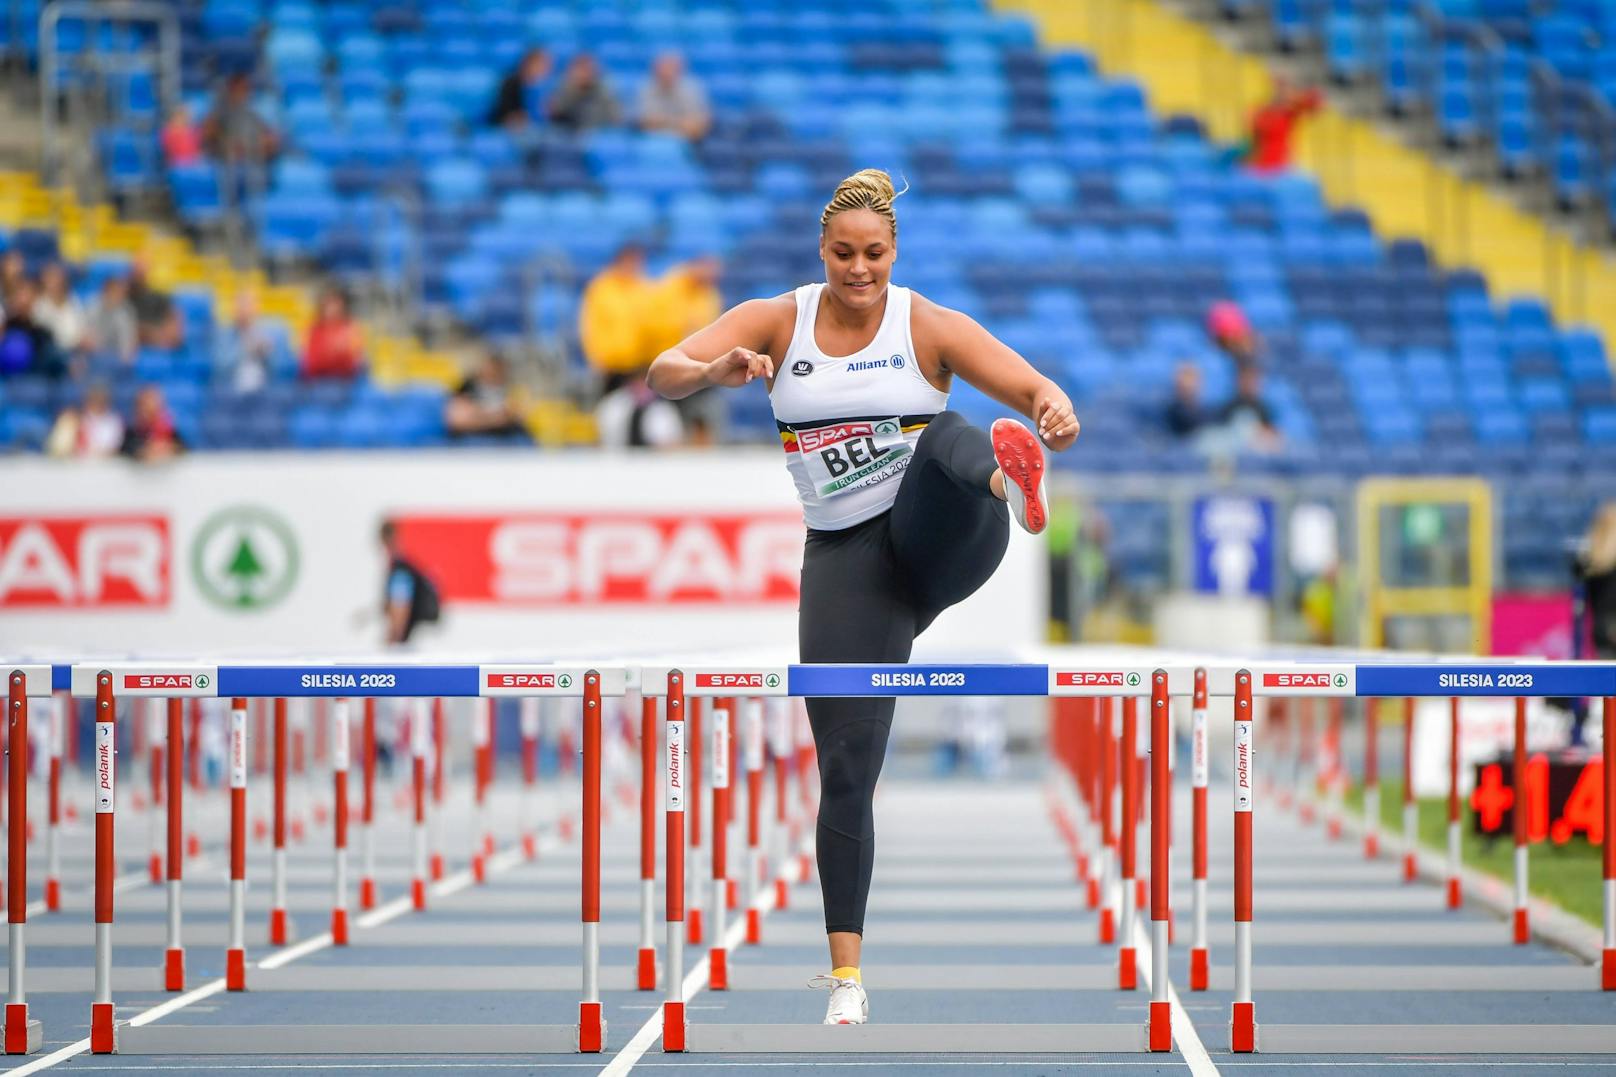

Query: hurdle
left=65, top=660, right=625, bottom=1055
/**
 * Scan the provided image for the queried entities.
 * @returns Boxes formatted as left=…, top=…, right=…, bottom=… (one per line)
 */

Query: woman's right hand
left=703, top=347, right=774, bottom=388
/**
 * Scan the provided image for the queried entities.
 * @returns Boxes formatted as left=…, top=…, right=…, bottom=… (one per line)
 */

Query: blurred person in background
left=216, top=290, right=275, bottom=392
left=86, top=275, right=137, bottom=363
left=379, top=519, right=440, bottom=647
left=161, top=104, right=202, bottom=167
left=1165, top=361, right=1206, bottom=438
left=547, top=54, right=620, bottom=132
left=121, top=384, right=184, bottom=463
left=445, top=351, right=530, bottom=441
left=302, top=285, right=365, bottom=379
left=1215, top=363, right=1283, bottom=453
left=0, top=250, right=27, bottom=301
left=488, top=47, right=553, bottom=130
left=46, top=382, right=124, bottom=458
left=578, top=241, right=655, bottom=391
left=649, top=254, right=726, bottom=437
left=202, top=72, right=279, bottom=167
left=594, top=373, right=684, bottom=449
left=1245, top=77, right=1321, bottom=173
left=1207, top=300, right=1260, bottom=370
left=33, top=262, right=87, bottom=358
left=128, top=254, right=183, bottom=351
left=637, top=51, right=711, bottom=141
left=1575, top=502, right=1616, bottom=662
left=0, top=278, right=60, bottom=377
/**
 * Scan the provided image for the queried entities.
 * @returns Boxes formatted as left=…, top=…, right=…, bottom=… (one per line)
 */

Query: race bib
left=796, top=418, right=911, bottom=497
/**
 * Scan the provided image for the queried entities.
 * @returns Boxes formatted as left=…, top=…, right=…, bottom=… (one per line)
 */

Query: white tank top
left=770, top=283, right=950, bottom=531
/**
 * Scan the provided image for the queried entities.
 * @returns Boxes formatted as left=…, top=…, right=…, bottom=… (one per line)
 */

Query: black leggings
left=799, top=411, right=1009, bottom=935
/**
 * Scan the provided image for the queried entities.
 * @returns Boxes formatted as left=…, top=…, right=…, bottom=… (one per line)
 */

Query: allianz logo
left=847, top=354, right=907, bottom=373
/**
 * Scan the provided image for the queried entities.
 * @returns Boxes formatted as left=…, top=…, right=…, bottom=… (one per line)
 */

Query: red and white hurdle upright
left=6, top=671, right=43, bottom=1054
left=227, top=697, right=248, bottom=989
left=1147, top=671, right=1171, bottom=1051
left=164, top=698, right=185, bottom=990
left=661, top=670, right=688, bottom=1052
left=1230, top=669, right=1256, bottom=1053
left=638, top=688, right=658, bottom=990
left=331, top=698, right=351, bottom=944
left=709, top=699, right=732, bottom=991
left=1189, top=667, right=1210, bottom=991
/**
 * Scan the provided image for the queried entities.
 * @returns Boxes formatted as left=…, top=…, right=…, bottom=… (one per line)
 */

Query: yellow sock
left=830, top=966, right=861, bottom=984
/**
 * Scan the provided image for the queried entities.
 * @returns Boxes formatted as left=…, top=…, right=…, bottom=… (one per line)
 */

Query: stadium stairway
left=995, top=0, right=1616, bottom=368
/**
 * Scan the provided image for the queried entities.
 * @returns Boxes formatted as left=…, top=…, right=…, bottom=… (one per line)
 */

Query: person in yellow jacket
left=645, top=255, right=724, bottom=441
left=578, top=242, right=658, bottom=388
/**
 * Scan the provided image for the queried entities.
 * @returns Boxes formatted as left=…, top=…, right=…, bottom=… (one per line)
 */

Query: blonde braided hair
left=820, top=168, right=907, bottom=237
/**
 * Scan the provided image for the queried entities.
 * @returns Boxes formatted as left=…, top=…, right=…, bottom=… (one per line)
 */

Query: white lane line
left=6, top=835, right=557, bottom=1076
left=599, top=844, right=812, bottom=1077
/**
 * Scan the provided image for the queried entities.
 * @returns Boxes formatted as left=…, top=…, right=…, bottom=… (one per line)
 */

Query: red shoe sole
left=992, top=420, right=1046, bottom=534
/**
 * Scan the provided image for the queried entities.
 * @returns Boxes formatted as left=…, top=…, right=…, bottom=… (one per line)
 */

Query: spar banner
left=0, top=452, right=1044, bottom=655
left=390, top=512, right=804, bottom=605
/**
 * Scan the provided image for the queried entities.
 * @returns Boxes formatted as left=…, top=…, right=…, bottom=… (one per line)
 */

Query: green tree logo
left=192, top=507, right=299, bottom=612
left=765, top=673, right=780, bottom=688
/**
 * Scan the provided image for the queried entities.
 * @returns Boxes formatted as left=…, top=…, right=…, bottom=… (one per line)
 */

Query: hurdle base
left=745, top=907, right=761, bottom=945
left=164, top=948, right=185, bottom=991
left=472, top=855, right=486, bottom=884
left=774, top=877, right=789, bottom=909
left=117, top=1024, right=583, bottom=1054
left=148, top=854, right=162, bottom=884
left=1148, top=1001, right=1171, bottom=1052
left=1364, top=833, right=1379, bottom=859
left=1513, top=908, right=1529, bottom=944
left=1098, top=907, right=1115, bottom=944
left=4, top=1006, right=41, bottom=1055
left=1189, top=948, right=1209, bottom=991
left=797, top=853, right=811, bottom=883
left=1085, top=876, right=1100, bottom=909
left=522, top=833, right=538, bottom=860
left=637, top=948, right=657, bottom=991
left=90, top=1003, right=118, bottom=1054
left=359, top=878, right=376, bottom=910
left=45, top=878, right=59, bottom=912
left=332, top=908, right=349, bottom=946
left=430, top=854, right=444, bottom=882
left=1230, top=1002, right=1258, bottom=1053
left=226, top=949, right=246, bottom=991
left=186, top=833, right=201, bottom=858
left=710, top=948, right=728, bottom=991
left=268, top=908, right=290, bottom=946
left=662, top=1001, right=686, bottom=1052
left=1402, top=853, right=1417, bottom=882
left=1118, top=947, right=1136, bottom=990
left=1446, top=878, right=1462, bottom=909
left=1257, top=1024, right=1616, bottom=1054
left=726, top=879, right=738, bottom=909
left=687, top=1023, right=1150, bottom=1053
left=577, top=1003, right=605, bottom=1053
left=412, top=879, right=426, bottom=911
left=1603, top=949, right=1615, bottom=990
left=687, top=907, right=704, bottom=945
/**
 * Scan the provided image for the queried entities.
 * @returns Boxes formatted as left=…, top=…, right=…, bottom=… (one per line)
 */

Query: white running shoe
left=991, top=418, right=1048, bottom=535
left=809, top=974, right=869, bottom=1025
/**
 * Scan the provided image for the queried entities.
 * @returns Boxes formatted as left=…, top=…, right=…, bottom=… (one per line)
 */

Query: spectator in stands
left=45, top=382, right=124, bottom=458
left=1246, top=78, right=1321, bottom=174
left=648, top=255, right=725, bottom=435
left=201, top=72, right=279, bottom=167
left=488, top=47, right=553, bottom=130
left=216, top=290, right=275, bottom=392
left=161, top=104, right=202, bottom=167
left=128, top=254, right=183, bottom=351
left=86, top=275, right=137, bottom=364
left=1215, top=363, right=1282, bottom=452
left=637, top=51, right=711, bottom=141
left=445, top=352, right=530, bottom=441
left=579, top=241, right=656, bottom=389
left=302, top=286, right=365, bottom=380
left=595, top=374, right=684, bottom=449
left=121, top=384, right=184, bottom=462
left=1165, top=362, right=1206, bottom=438
left=1575, top=502, right=1616, bottom=663
left=547, top=54, right=620, bottom=132
left=33, top=262, right=87, bottom=357
left=0, top=279, right=60, bottom=378
left=0, top=250, right=27, bottom=303
left=1206, top=300, right=1260, bottom=370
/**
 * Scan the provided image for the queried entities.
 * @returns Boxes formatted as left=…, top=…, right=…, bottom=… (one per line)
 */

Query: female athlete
left=647, top=169, right=1081, bottom=1024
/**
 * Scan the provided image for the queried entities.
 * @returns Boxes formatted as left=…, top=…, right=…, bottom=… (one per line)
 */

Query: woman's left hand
left=1035, top=393, right=1080, bottom=452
